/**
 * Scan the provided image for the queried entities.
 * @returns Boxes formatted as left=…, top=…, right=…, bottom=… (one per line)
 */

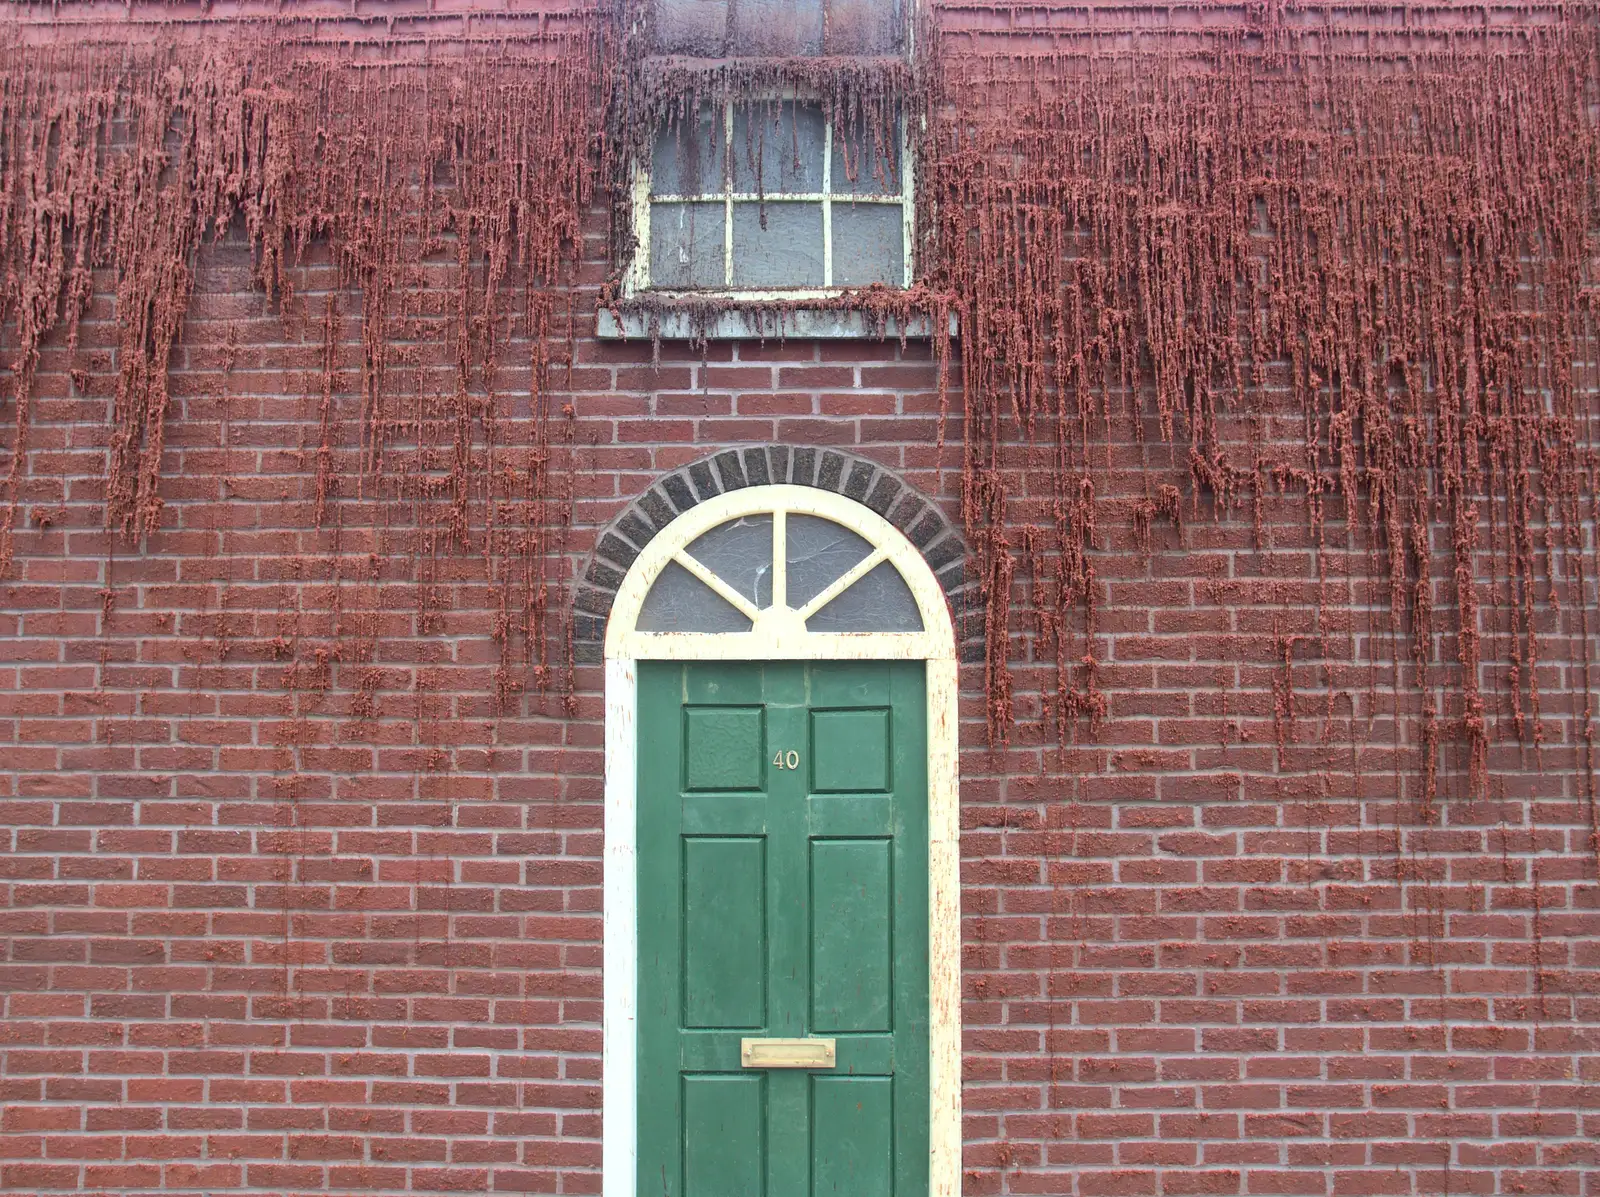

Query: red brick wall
left=3, top=4, right=1599, bottom=1197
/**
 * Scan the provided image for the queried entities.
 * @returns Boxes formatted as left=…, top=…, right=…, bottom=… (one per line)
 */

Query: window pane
left=651, top=104, right=725, bottom=196
left=727, top=0, right=824, bottom=56
left=732, top=102, right=825, bottom=194
left=786, top=514, right=873, bottom=609
left=830, top=120, right=900, bottom=196
left=831, top=205, right=905, bottom=288
left=686, top=515, right=774, bottom=608
left=731, top=202, right=824, bottom=288
left=650, top=202, right=727, bottom=289
left=806, top=561, right=923, bottom=632
left=819, top=0, right=904, bottom=55
left=638, top=561, right=754, bottom=633
left=651, top=0, right=730, bottom=56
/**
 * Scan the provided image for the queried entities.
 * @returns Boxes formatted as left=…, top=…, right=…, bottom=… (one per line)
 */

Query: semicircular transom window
left=636, top=510, right=924, bottom=634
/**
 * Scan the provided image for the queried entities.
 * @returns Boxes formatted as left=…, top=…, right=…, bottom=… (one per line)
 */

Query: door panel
left=683, top=1073, right=765, bottom=1197
left=684, top=706, right=767, bottom=792
left=811, top=1075, right=894, bottom=1197
left=683, top=838, right=767, bottom=1029
left=809, top=839, right=892, bottom=1033
left=638, top=661, right=928, bottom=1197
left=809, top=707, right=891, bottom=792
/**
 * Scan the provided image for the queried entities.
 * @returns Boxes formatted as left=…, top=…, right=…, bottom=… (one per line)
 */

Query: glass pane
left=831, top=205, right=905, bottom=288
left=785, top=514, right=872, bottom=609
left=732, top=102, right=825, bottom=194
left=650, top=202, right=726, bottom=290
left=727, top=0, right=824, bottom=56
left=651, top=105, right=725, bottom=196
left=806, top=561, right=923, bottom=633
left=731, top=202, right=823, bottom=288
left=638, top=561, right=754, bottom=633
left=652, top=0, right=730, bottom=56
left=830, top=119, right=899, bottom=196
left=685, top=515, right=774, bottom=608
left=819, top=0, right=903, bottom=55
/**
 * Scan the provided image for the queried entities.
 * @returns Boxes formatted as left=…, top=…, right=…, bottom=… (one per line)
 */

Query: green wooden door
left=638, top=660, right=929, bottom=1197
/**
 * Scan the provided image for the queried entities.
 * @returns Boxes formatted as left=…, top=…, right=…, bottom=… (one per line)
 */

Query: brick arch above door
left=575, top=447, right=979, bottom=663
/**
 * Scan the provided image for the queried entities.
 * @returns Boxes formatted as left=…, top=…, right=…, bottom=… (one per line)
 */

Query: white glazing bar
left=674, top=550, right=762, bottom=620
left=772, top=508, right=788, bottom=610
left=620, top=631, right=934, bottom=662
left=821, top=120, right=834, bottom=288
left=797, top=545, right=890, bottom=621
left=901, top=115, right=916, bottom=286
left=651, top=192, right=901, bottom=205
left=723, top=101, right=735, bottom=288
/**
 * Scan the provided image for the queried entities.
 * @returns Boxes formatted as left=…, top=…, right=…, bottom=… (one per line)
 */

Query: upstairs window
left=633, top=98, right=912, bottom=296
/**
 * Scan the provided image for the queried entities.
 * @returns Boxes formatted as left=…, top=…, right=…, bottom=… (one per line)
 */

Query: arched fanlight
left=635, top=509, right=923, bottom=635
left=605, top=484, right=952, bottom=662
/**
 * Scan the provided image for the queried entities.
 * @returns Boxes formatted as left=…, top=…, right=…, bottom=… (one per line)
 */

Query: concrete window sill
left=596, top=306, right=952, bottom=341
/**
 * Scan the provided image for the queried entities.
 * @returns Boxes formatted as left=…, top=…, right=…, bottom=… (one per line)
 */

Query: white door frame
left=602, top=483, right=961, bottom=1197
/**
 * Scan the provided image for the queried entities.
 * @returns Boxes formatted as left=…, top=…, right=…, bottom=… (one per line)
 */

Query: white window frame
left=601, top=483, right=961, bottom=1197
left=624, top=96, right=916, bottom=300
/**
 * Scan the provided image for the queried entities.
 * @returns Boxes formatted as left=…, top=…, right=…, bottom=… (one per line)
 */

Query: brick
left=0, top=12, right=1596, bottom=1197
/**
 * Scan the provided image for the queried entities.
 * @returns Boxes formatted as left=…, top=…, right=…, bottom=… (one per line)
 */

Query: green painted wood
left=684, top=706, right=767, bottom=792
left=683, top=1074, right=765, bottom=1197
left=810, top=839, right=892, bottom=1033
left=638, top=660, right=927, bottom=1197
left=809, top=708, right=891, bottom=793
left=811, top=1076, right=894, bottom=1197
left=683, top=838, right=767, bottom=1029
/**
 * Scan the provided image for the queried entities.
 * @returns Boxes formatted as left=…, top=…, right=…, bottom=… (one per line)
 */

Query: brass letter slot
left=740, top=1037, right=836, bottom=1069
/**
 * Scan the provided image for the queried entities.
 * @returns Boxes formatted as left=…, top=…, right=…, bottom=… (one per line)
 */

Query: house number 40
left=772, top=750, right=801, bottom=770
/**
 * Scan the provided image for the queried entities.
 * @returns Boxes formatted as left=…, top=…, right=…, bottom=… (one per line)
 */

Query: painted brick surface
left=2, top=4, right=1599, bottom=1197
